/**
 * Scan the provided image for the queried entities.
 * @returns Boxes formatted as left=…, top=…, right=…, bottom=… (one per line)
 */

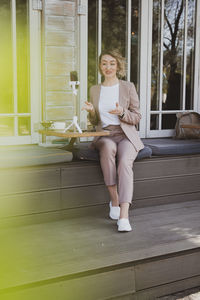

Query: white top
left=99, top=84, right=120, bottom=128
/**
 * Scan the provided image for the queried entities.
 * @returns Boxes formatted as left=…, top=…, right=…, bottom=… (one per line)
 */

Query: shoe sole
left=118, top=227, right=132, bottom=232
left=109, top=214, right=119, bottom=220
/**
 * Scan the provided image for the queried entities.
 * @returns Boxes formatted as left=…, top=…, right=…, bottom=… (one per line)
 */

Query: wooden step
left=0, top=200, right=200, bottom=299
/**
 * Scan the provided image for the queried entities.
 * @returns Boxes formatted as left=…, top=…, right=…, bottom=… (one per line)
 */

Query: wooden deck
left=1, top=152, right=200, bottom=299
left=0, top=200, right=200, bottom=299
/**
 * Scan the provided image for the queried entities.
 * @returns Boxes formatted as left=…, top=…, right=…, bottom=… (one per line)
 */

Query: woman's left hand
left=109, top=103, right=123, bottom=115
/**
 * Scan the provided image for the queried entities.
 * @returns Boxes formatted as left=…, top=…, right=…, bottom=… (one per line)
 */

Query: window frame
left=79, top=0, right=88, bottom=131
left=83, top=0, right=200, bottom=138
left=0, top=0, right=41, bottom=145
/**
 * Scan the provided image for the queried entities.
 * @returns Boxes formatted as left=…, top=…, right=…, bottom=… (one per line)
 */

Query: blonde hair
left=98, top=49, right=126, bottom=79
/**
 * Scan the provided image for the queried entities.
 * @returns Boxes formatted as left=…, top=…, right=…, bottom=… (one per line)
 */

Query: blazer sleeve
left=120, top=82, right=142, bottom=126
left=87, top=86, right=99, bottom=126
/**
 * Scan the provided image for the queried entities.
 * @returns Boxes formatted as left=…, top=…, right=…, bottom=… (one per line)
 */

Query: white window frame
left=79, top=0, right=88, bottom=130
left=139, top=0, right=152, bottom=138
left=0, top=0, right=41, bottom=145
left=195, top=0, right=200, bottom=113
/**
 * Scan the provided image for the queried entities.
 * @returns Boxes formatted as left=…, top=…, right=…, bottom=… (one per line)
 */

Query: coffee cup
left=52, top=122, right=66, bottom=130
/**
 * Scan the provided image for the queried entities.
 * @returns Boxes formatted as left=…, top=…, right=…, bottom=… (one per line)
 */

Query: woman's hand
left=82, top=101, right=95, bottom=113
left=109, top=103, right=123, bottom=115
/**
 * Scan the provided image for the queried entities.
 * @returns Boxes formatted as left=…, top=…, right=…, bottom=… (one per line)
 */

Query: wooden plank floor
left=1, top=200, right=200, bottom=298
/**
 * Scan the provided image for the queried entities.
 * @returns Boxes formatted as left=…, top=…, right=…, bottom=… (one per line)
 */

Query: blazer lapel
left=119, top=80, right=127, bottom=107
left=93, top=84, right=101, bottom=109
left=92, top=84, right=101, bottom=120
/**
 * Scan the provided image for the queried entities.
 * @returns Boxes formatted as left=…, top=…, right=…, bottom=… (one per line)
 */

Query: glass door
left=87, top=0, right=198, bottom=137
left=149, top=0, right=197, bottom=137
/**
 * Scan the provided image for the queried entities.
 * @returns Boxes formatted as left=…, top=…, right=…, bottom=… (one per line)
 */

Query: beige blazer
left=88, top=80, right=144, bottom=152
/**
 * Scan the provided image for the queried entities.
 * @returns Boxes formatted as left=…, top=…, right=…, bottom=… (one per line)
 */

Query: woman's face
left=100, top=54, right=118, bottom=79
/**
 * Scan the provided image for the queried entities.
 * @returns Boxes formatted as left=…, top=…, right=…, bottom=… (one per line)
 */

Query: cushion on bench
left=0, top=146, right=73, bottom=168
left=143, top=138, right=200, bottom=155
left=72, top=143, right=152, bottom=161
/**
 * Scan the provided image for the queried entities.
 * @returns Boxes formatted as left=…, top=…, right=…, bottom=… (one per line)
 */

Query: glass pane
left=162, top=0, right=185, bottom=111
left=0, top=0, right=14, bottom=113
left=18, top=117, right=31, bottom=136
left=150, top=114, right=159, bottom=130
left=102, top=0, right=127, bottom=58
left=131, top=0, right=140, bottom=89
left=16, top=0, right=30, bottom=113
left=151, top=0, right=161, bottom=111
left=88, top=0, right=98, bottom=92
left=162, top=114, right=177, bottom=129
left=0, top=118, right=14, bottom=137
left=185, top=0, right=196, bottom=110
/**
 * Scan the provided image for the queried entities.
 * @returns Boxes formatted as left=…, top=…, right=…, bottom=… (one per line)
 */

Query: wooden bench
left=1, top=153, right=200, bottom=226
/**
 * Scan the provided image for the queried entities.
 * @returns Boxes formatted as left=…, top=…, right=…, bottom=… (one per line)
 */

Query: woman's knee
left=98, top=139, right=117, bottom=156
left=117, top=157, right=134, bottom=171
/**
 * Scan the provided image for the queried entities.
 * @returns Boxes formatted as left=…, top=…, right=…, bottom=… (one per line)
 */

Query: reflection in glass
left=150, top=114, right=159, bottom=130
left=0, top=0, right=13, bottom=113
left=185, top=0, right=196, bottom=110
left=151, top=0, right=196, bottom=132
left=88, top=0, right=128, bottom=88
left=151, top=0, right=161, bottom=111
left=162, top=0, right=185, bottom=111
left=88, top=0, right=98, bottom=92
left=18, top=117, right=31, bottom=136
left=102, top=0, right=127, bottom=58
left=162, top=114, right=177, bottom=129
left=0, top=118, right=14, bottom=137
left=16, top=0, right=30, bottom=114
left=131, top=0, right=140, bottom=89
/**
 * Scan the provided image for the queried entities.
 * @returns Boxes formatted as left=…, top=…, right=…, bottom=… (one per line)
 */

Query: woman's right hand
left=82, top=101, right=95, bottom=113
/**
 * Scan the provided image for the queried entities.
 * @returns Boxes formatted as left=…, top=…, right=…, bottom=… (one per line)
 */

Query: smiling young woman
left=82, top=49, right=144, bottom=232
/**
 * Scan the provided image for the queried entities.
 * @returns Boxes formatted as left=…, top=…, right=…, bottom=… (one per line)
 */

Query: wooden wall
left=43, top=0, right=77, bottom=123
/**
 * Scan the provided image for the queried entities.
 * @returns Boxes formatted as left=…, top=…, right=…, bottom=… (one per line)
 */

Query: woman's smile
left=105, top=70, right=113, bottom=74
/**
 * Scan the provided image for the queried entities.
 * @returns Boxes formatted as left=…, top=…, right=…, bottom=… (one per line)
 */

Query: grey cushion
left=0, top=146, right=73, bottom=168
left=72, top=143, right=152, bottom=161
left=143, top=138, right=200, bottom=155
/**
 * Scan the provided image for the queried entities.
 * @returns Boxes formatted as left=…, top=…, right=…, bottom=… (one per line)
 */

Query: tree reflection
left=163, top=0, right=184, bottom=113
left=151, top=0, right=196, bottom=130
left=102, top=0, right=126, bottom=56
left=88, top=0, right=98, bottom=92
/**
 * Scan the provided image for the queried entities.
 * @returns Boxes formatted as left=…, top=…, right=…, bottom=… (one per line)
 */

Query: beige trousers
left=95, top=125, right=138, bottom=204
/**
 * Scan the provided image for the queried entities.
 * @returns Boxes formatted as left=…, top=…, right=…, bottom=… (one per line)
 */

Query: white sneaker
left=117, top=218, right=132, bottom=232
left=109, top=202, right=120, bottom=220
